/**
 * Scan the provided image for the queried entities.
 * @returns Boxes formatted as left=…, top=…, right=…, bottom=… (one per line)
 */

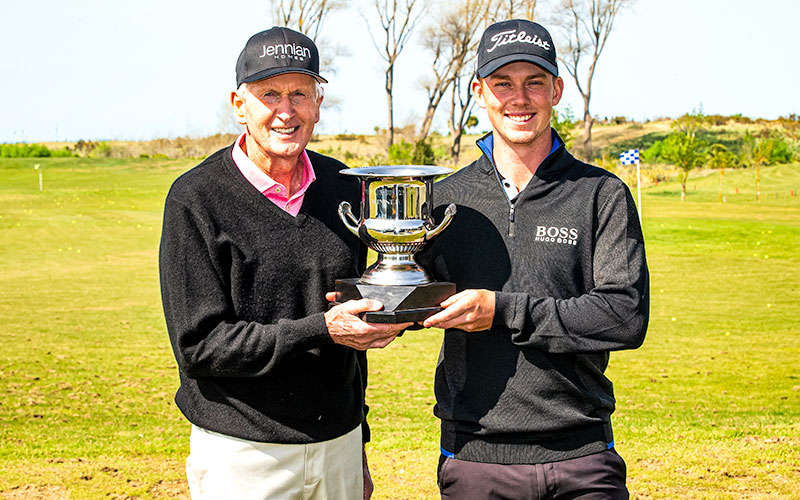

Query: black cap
left=236, top=27, right=327, bottom=87
left=476, top=19, right=558, bottom=78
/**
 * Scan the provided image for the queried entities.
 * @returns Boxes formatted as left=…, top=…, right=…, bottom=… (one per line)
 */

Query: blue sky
left=2, top=0, right=797, bottom=143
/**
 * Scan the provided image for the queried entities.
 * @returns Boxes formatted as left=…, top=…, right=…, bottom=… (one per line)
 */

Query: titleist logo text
left=487, top=29, right=551, bottom=53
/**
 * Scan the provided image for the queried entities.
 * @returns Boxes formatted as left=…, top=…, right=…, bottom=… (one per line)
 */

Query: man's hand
left=324, top=298, right=411, bottom=350
left=422, top=289, right=495, bottom=331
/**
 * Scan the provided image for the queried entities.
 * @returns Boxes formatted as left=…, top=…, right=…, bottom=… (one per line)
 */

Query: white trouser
left=186, top=424, right=363, bottom=500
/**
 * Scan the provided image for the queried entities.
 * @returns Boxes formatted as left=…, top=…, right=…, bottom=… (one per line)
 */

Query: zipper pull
left=508, top=204, right=515, bottom=237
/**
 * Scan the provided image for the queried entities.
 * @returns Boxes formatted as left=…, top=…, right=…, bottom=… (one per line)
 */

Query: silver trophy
left=334, top=165, right=456, bottom=323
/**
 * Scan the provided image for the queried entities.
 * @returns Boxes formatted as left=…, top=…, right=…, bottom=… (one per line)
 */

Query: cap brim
left=477, top=54, right=558, bottom=79
left=240, top=67, right=328, bottom=86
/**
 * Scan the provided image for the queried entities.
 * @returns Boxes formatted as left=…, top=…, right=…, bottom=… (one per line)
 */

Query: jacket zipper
left=508, top=202, right=516, bottom=238
left=476, top=134, right=519, bottom=238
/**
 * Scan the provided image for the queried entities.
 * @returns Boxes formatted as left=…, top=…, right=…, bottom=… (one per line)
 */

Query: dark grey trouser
left=437, top=449, right=628, bottom=500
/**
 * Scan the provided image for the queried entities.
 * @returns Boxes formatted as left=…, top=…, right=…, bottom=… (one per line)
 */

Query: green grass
left=1, top=158, right=799, bottom=499
left=615, top=164, right=800, bottom=499
left=0, top=157, right=193, bottom=498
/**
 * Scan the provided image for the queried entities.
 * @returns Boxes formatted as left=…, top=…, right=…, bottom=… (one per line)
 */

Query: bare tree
left=448, top=65, right=479, bottom=163
left=271, top=0, right=344, bottom=40
left=417, top=27, right=459, bottom=141
left=270, top=0, right=348, bottom=121
left=417, top=0, right=543, bottom=159
left=270, top=0, right=348, bottom=75
left=365, top=0, right=425, bottom=148
left=552, top=0, right=630, bottom=160
left=491, top=0, right=537, bottom=21
left=418, top=0, right=490, bottom=141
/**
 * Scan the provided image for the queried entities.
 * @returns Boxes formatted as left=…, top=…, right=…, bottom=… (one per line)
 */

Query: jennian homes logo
left=535, top=225, right=578, bottom=246
left=259, top=43, right=311, bottom=61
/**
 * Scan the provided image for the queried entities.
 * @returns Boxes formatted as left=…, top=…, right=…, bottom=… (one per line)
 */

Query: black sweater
left=159, top=145, right=368, bottom=444
left=421, top=133, right=649, bottom=464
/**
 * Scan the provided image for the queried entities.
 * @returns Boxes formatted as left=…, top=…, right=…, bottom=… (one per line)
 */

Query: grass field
left=1, top=156, right=799, bottom=499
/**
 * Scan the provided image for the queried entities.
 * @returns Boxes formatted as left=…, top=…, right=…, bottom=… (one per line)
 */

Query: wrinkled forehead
left=245, top=72, right=319, bottom=91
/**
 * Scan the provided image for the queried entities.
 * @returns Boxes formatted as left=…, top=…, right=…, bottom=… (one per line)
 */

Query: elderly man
left=159, top=27, right=408, bottom=500
left=419, top=19, right=649, bottom=500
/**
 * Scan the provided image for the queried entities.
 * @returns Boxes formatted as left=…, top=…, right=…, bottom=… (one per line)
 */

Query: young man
left=159, top=27, right=409, bottom=500
left=419, top=19, right=650, bottom=500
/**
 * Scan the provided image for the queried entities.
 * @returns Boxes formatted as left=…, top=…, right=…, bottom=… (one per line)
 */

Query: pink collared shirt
left=231, top=133, right=316, bottom=216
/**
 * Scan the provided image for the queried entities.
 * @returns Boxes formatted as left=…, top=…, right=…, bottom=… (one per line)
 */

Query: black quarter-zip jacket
left=420, top=131, right=649, bottom=464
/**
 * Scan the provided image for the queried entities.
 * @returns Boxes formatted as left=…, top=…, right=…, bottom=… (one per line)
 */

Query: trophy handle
left=338, top=201, right=361, bottom=236
left=425, top=203, right=456, bottom=240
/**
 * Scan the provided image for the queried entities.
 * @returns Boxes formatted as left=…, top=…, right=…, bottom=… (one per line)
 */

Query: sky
left=1, top=0, right=798, bottom=143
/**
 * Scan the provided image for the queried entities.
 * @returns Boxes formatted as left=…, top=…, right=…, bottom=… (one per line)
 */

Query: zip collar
left=476, top=128, right=563, bottom=175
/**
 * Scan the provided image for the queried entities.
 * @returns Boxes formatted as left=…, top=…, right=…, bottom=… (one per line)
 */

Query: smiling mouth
left=273, top=126, right=299, bottom=135
left=506, top=113, right=533, bottom=123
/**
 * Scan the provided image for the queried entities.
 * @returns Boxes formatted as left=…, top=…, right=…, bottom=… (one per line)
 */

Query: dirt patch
left=149, top=479, right=189, bottom=499
left=0, top=484, right=70, bottom=500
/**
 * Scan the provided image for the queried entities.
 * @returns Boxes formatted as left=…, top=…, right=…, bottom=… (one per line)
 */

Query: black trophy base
left=334, top=278, right=456, bottom=323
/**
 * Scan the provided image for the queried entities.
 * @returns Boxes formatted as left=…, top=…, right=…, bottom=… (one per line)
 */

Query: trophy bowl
left=338, top=165, right=455, bottom=286
left=334, top=165, right=456, bottom=323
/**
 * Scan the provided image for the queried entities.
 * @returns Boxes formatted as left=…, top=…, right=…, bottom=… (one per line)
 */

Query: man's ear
left=314, top=94, right=323, bottom=124
left=472, top=78, right=487, bottom=109
left=231, top=90, right=247, bottom=125
left=552, top=76, right=564, bottom=106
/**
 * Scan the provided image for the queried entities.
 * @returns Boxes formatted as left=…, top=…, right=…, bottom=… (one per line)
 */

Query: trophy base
left=334, top=278, right=456, bottom=323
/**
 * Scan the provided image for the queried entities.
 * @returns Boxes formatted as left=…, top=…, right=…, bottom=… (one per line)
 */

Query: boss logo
left=535, top=226, right=578, bottom=245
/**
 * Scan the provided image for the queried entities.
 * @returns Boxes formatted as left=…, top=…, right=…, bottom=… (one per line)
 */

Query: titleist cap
left=477, top=19, right=558, bottom=78
left=236, top=26, right=327, bottom=87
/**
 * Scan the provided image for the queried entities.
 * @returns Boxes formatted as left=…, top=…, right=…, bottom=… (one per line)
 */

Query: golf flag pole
left=636, top=159, right=641, bottom=221
left=619, top=149, right=641, bottom=221
left=34, top=164, right=43, bottom=192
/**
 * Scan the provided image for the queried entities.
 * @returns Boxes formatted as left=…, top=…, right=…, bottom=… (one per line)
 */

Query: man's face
left=472, top=61, right=563, bottom=150
left=231, top=73, right=322, bottom=161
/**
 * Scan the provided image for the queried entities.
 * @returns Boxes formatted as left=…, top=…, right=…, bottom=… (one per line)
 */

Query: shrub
left=366, top=154, right=388, bottom=166
left=768, top=136, right=794, bottom=164
left=641, top=140, right=666, bottom=163
left=552, top=106, right=578, bottom=148
left=741, top=131, right=797, bottom=166
left=0, top=143, right=73, bottom=158
left=411, top=139, right=436, bottom=165
left=642, top=164, right=674, bottom=184
left=50, top=148, right=73, bottom=157
left=387, top=140, right=413, bottom=165
left=88, top=142, right=112, bottom=158
left=334, top=133, right=360, bottom=141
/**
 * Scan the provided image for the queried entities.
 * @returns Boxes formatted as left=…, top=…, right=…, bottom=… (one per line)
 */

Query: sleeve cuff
left=492, top=291, right=512, bottom=328
left=282, top=312, right=336, bottom=350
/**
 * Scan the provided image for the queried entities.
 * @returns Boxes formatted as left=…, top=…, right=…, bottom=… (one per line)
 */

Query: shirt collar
left=231, top=132, right=316, bottom=197
left=476, top=128, right=561, bottom=169
left=476, top=129, right=562, bottom=202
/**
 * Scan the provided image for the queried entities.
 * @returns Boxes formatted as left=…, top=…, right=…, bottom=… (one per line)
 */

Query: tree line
left=634, top=112, right=798, bottom=202
left=270, top=0, right=631, bottom=163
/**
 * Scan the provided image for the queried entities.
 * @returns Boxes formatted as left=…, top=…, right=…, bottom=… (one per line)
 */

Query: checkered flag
left=619, top=149, right=639, bottom=165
